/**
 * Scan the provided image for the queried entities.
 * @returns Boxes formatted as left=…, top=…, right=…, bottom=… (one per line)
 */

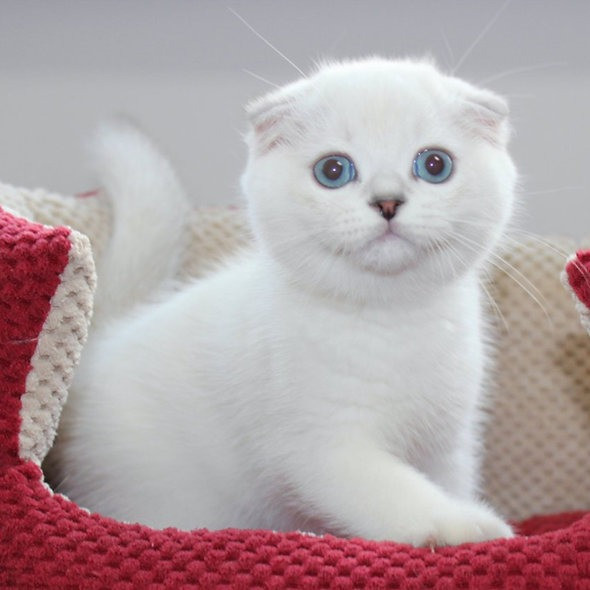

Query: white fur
left=52, top=58, right=517, bottom=546
left=90, top=116, right=191, bottom=322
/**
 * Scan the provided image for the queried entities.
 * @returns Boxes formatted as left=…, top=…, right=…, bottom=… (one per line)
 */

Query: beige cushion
left=483, top=237, right=590, bottom=519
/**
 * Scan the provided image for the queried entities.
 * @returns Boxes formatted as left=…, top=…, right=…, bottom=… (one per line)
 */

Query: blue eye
left=313, top=155, right=357, bottom=188
left=413, top=149, right=453, bottom=183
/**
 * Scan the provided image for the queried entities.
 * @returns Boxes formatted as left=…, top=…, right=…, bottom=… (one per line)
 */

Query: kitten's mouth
left=347, top=223, right=422, bottom=275
left=372, top=223, right=411, bottom=245
left=375, top=227, right=400, bottom=243
left=376, top=223, right=446, bottom=254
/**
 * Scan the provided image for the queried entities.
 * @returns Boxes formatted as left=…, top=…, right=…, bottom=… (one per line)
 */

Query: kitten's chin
left=351, top=234, right=422, bottom=276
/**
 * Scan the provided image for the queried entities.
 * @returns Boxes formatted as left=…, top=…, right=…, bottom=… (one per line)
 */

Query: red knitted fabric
left=565, top=250, right=590, bottom=308
left=1, top=208, right=590, bottom=588
left=0, top=211, right=71, bottom=468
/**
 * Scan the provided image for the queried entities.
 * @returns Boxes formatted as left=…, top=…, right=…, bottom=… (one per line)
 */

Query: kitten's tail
left=90, top=117, right=191, bottom=322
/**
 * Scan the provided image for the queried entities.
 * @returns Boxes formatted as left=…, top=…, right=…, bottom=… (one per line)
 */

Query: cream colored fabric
left=19, top=230, right=96, bottom=466
left=181, top=206, right=252, bottom=279
left=0, top=183, right=111, bottom=263
left=2, top=182, right=589, bottom=520
left=482, top=238, right=590, bottom=520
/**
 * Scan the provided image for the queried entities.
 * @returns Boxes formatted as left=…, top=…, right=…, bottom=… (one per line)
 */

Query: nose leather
left=372, top=199, right=404, bottom=221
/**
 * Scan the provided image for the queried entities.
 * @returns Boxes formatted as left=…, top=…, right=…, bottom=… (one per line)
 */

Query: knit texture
left=1, top=193, right=590, bottom=587
left=565, top=250, right=590, bottom=307
left=482, top=238, right=590, bottom=520
left=564, top=250, right=590, bottom=333
left=2, top=461, right=590, bottom=588
left=0, top=211, right=71, bottom=468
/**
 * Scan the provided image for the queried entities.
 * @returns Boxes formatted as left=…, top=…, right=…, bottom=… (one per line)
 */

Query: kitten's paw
left=417, top=501, right=513, bottom=547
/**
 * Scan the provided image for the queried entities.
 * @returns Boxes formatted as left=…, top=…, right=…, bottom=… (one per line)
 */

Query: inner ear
left=469, top=89, right=509, bottom=119
left=460, top=88, right=510, bottom=145
left=246, top=79, right=311, bottom=154
left=246, top=100, right=294, bottom=153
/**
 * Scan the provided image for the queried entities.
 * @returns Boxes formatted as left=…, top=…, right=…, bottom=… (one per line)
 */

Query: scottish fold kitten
left=51, top=57, right=516, bottom=546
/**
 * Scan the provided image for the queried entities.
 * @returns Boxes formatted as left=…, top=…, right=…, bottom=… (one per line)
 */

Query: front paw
left=429, top=501, right=513, bottom=547
left=414, top=500, right=513, bottom=547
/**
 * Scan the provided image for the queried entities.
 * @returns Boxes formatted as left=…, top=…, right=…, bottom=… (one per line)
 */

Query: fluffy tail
left=90, top=118, right=191, bottom=322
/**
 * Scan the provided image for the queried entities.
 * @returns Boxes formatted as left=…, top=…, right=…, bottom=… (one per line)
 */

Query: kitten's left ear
left=460, top=86, right=511, bottom=145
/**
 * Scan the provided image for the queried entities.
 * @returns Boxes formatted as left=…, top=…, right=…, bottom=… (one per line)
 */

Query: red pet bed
left=1, top=207, right=589, bottom=588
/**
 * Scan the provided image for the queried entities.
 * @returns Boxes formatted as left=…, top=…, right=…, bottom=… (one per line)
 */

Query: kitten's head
left=242, top=58, right=517, bottom=303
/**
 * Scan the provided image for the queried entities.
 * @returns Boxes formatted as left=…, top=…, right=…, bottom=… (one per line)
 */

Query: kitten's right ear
left=245, top=79, right=309, bottom=154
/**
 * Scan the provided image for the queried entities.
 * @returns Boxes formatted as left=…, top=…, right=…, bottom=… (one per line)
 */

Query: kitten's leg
left=291, top=442, right=511, bottom=546
left=427, top=447, right=480, bottom=501
left=425, top=425, right=482, bottom=501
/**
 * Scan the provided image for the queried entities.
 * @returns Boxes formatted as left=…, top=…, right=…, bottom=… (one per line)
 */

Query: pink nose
left=373, top=199, right=404, bottom=221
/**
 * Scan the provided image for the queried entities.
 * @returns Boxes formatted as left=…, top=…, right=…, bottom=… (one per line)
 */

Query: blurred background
left=0, top=0, right=588, bottom=238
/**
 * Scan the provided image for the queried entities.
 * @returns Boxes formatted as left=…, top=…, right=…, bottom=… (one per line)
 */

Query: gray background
left=0, top=0, right=588, bottom=238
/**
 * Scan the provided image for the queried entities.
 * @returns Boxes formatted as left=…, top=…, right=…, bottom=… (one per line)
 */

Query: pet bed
left=1, top=184, right=590, bottom=588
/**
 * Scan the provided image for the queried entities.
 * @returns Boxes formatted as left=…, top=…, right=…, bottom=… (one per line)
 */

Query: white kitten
left=51, top=58, right=516, bottom=546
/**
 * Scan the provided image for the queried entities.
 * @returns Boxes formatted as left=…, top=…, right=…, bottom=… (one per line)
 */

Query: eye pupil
left=322, top=159, right=344, bottom=180
left=425, top=154, right=445, bottom=176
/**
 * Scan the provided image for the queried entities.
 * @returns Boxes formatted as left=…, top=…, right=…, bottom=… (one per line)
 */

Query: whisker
left=419, top=215, right=496, bottom=229
left=242, top=68, right=281, bottom=89
left=429, top=233, right=508, bottom=330
left=480, top=277, right=510, bottom=333
left=503, top=231, right=571, bottom=260
left=522, top=185, right=581, bottom=197
left=51, top=473, right=70, bottom=494
left=419, top=214, right=573, bottom=261
left=266, top=217, right=566, bottom=326
left=486, top=260, right=551, bottom=326
left=501, top=93, right=536, bottom=100
left=450, top=231, right=553, bottom=327
left=325, top=26, right=349, bottom=56
left=457, top=231, right=548, bottom=302
left=452, top=0, right=513, bottom=75
left=425, top=235, right=451, bottom=281
left=512, top=240, right=590, bottom=310
left=438, top=238, right=456, bottom=281
left=228, top=7, right=306, bottom=77
left=477, top=61, right=568, bottom=86
left=477, top=256, right=511, bottom=331
left=439, top=28, right=456, bottom=73
left=436, top=234, right=463, bottom=279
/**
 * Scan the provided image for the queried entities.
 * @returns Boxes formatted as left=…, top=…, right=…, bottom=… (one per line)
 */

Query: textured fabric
left=181, top=205, right=252, bottom=280
left=2, top=462, right=590, bottom=589
left=565, top=250, right=590, bottom=308
left=564, top=250, right=590, bottom=334
left=19, top=228, right=95, bottom=466
left=0, top=210, right=71, bottom=468
left=0, top=182, right=111, bottom=263
left=2, top=194, right=590, bottom=586
left=482, top=238, right=590, bottom=520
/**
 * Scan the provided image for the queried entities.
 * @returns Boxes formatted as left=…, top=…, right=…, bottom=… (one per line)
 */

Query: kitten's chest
left=290, top=297, right=474, bottom=381
left=277, top=292, right=483, bottom=450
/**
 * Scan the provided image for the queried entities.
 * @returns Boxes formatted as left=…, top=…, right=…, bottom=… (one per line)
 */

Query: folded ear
left=245, top=79, right=310, bottom=154
left=458, top=85, right=511, bottom=145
